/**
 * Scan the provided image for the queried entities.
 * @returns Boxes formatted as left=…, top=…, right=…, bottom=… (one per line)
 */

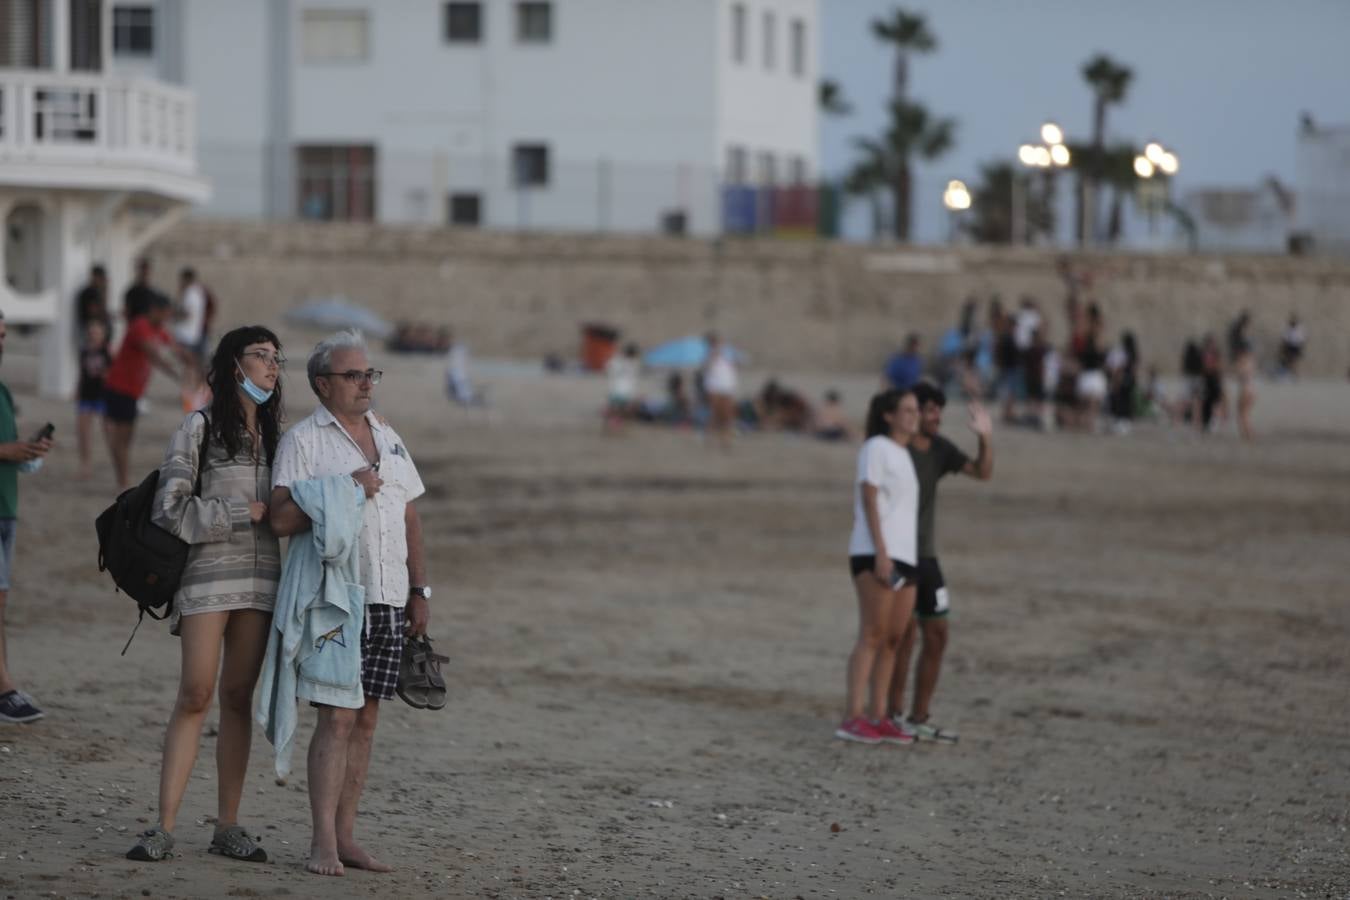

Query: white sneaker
left=889, top=715, right=917, bottom=740
left=903, top=716, right=959, bottom=743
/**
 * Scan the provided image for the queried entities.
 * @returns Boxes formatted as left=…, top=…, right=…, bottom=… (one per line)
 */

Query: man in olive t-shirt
left=0, top=314, right=54, bottom=724
left=886, top=381, right=992, bottom=743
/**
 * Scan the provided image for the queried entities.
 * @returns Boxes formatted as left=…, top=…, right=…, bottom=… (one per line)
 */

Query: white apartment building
left=1294, top=118, right=1350, bottom=256
left=0, top=0, right=207, bottom=395
left=110, top=0, right=820, bottom=236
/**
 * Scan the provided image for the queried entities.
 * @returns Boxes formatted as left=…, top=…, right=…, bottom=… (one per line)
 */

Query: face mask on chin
left=236, top=362, right=273, bottom=405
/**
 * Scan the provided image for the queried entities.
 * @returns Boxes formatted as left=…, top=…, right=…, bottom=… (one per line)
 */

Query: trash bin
left=580, top=323, right=620, bottom=372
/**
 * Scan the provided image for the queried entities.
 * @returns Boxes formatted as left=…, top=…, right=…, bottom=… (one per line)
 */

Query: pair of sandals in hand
left=396, top=634, right=449, bottom=710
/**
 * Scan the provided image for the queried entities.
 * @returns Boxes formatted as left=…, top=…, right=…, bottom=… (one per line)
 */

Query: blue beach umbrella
left=284, top=297, right=395, bottom=339
left=642, top=335, right=748, bottom=368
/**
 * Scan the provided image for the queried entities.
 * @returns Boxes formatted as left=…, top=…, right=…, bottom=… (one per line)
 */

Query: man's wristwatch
left=410, top=586, right=432, bottom=600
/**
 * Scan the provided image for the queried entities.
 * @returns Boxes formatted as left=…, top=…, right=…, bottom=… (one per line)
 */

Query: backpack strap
left=193, top=410, right=210, bottom=497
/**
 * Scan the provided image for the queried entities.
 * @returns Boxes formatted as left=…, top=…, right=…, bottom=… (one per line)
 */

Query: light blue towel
left=254, top=475, right=366, bottom=778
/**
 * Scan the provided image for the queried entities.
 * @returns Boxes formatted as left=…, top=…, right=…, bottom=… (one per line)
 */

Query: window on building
left=757, top=151, right=777, bottom=186
left=790, top=18, right=806, bottom=77
left=112, top=5, right=154, bottom=56
left=762, top=11, right=775, bottom=70
left=296, top=145, right=377, bottom=221
left=516, top=2, right=552, bottom=43
left=444, top=2, right=482, bottom=43
left=512, top=143, right=549, bottom=187
left=70, top=0, right=103, bottom=70
left=301, top=9, right=370, bottom=64
left=730, top=3, right=746, bottom=64
left=789, top=156, right=808, bottom=185
left=448, top=193, right=482, bottom=226
left=725, top=145, right=748, bottom=185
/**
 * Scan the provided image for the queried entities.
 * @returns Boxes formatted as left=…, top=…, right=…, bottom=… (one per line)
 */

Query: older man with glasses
left=267, top=329, right=429, bottom=877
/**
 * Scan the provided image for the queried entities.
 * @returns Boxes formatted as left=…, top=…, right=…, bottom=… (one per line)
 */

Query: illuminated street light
left=1050, top=144, right=1071, bottom=167
left=1158, top=152, right=1179, bottom=175
left=1144, top=142, right=1165, bottom=165
left=1033, top=146, right=1052, bottom=167
left=1018, top=144, right=1038, bottom=166
left=943, top=179, right=972, bottom=211
left=1041, top=122, right=1064, bottom=146
left=1134, top=155, right=1155, bottom=178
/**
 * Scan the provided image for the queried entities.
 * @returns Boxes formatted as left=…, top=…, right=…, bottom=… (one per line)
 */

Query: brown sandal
left=397, top=635, right=448, bottom=710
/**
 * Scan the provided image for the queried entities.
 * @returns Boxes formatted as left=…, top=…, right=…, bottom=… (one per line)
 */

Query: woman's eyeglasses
left=240, top=350, right=287, bottom=368
left=318, top=369, right=383, bottom=385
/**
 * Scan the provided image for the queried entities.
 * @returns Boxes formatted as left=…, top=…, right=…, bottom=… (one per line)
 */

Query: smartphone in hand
left=31, top=423, right=54, bottom=443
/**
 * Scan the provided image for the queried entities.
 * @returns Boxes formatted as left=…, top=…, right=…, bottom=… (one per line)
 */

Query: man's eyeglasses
left=318, top=369, right=383, bottom=385
left=240, top=350, right=287, bottom=368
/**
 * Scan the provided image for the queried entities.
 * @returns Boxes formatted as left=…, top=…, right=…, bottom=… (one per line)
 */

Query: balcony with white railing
left=0, top=70, right=208, bottom=202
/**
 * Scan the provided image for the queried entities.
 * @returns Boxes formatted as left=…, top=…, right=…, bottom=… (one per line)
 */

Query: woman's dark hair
left=864, top=388, right=908, bottom=439
left=207, top=325, right=284, bottom=465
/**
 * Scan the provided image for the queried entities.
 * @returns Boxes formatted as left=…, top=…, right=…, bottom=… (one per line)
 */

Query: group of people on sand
left=837, top=382, right=993, bottom=746
left=108, top=324, right=433, bottom=878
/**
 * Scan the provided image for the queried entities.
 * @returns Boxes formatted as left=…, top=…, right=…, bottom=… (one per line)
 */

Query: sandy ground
left=0, top=331, right=1348, bottom=900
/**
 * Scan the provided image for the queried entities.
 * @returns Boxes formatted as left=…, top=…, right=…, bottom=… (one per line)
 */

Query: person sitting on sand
left=814, top=390, right=855, bottom=442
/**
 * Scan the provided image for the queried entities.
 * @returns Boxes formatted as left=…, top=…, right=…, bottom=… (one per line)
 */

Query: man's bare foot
left=338, top=842, right=392, bottom=873
left=306, top=847, right=345, bottom=876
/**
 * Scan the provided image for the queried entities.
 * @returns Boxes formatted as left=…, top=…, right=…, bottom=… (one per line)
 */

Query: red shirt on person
left=104, top=316, right=172, bottom=399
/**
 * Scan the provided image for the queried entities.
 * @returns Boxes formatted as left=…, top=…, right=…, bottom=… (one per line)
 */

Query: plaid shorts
left=361, top=604, right=406, bottom=702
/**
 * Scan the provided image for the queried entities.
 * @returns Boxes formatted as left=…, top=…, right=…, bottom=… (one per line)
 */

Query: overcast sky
left=820, top=0, right=1350, bottom=243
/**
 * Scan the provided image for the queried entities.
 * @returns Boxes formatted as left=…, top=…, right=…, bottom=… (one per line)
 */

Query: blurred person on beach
left=74, top=263, right=111, bottom=331
left=126, top=327, right=285, bottom=864
left=1074, top=304, right=1108, bottom=431
left=268, top=330, right=429, bottom=877
left=992, top=311, right=1020, bottom=422
left=836, top=388, right=921, bottom=746
left=884, top=333, right=925, bottom=393
left=702, top=332, right=738, bottom=450
left=76, top=319, right=112, bottom=479
left=1106, top=331, right=1140, bottom=435
left=174, top=268, right=212, bottom=413
left=444, top=329, right=483, bottom=406
left=604, top=343, right=640, bottom=433
left=813, top=390, right=855, bottom=442
left=1278, top=314, right=1305, bottom=379
left=886, top=382, right=992, bottom=743
left=1228, top=312, right=1256, bottom=440
left=0, top=312, right=55, bottom=725
left=103, top=297, right=183, bottom=491
left=1181, top=337, right=1205, bottom=426
left=1199, top=334, right=1226, bottom=433
left=123, top=257, right=167, bottom=323
left=1022, top=327, right=1051, bottom=430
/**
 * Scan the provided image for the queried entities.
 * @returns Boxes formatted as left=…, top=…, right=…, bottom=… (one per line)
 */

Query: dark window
left=448, top=193, right=482, bottom=226
left=516, top=1, right=551, bottom=43
left=444, top=2, right=482, bottom=43
left=296, top=145, right=377, bottom=222
left=512, top=144, right=549, bottom=187
left=730, top=3, right=746, bottom=64
left=762, top=11, right=775, bottom=70
left=112, top=5, right=154, bottom=56
left=790, top=19, right=806, bottom=77
left=70, top=0, right=103, bottom=71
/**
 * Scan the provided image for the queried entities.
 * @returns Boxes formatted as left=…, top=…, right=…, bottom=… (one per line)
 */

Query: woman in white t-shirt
left=702, top=332, right=738, bottom=450
left=836, top=388, right=921, bottom=745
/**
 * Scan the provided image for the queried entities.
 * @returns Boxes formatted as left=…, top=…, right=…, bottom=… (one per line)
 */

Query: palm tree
left=818, top=79, right=853, bottom=117
left=870, top=8, right=937, bottom=102
left=845, top=139, right=889, bottom=239
left=966, top=161, right=1054, bottom=245
left=1076, top=54, right=1133, bottom=244
left=848, top=99, right=956, bottom=241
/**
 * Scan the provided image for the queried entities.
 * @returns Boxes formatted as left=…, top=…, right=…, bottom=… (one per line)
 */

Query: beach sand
left=0, top=332, right=1347, bottom=899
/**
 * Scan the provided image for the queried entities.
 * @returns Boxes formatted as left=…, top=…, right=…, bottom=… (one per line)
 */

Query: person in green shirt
left=0, top=312, right=55, bottom=724
left=887, top=381, right=992, bottom=743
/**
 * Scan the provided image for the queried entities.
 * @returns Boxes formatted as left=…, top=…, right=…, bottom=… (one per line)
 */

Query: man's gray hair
left=307, top=329, right=368, bottom=396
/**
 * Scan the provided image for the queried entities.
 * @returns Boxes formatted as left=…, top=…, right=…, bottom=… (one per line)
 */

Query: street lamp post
left=1134, top=141, right=1179, bottom=247
left=1013, top=122, right=1070, bottom=245
left=942, top=178, right=971, bottom=244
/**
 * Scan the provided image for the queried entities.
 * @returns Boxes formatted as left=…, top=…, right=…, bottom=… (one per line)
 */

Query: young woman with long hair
left=127, top=326, right=285, bottom=863
left=836, top=388, right=922, bottom=745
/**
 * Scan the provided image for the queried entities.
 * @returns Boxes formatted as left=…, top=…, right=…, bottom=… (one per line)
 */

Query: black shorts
left=916, top=557, right=950, bottom=618
left=848, top=555, right=918, bottom=588
left=103, top=388, right=139, bottom=424
left=361, top=603, right=406, bottom=702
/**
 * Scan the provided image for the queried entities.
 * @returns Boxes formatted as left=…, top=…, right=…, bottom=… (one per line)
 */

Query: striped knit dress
left=152, top=412, right=281, bottom=633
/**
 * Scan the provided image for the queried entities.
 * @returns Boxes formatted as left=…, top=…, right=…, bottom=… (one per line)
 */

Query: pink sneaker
left=834, top=717, right=882, bottom=744
left=872, top=717, right=915, bottom=745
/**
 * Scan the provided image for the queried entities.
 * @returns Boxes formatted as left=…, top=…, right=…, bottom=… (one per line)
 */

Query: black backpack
left=95, top=412, right=209, bottom=654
